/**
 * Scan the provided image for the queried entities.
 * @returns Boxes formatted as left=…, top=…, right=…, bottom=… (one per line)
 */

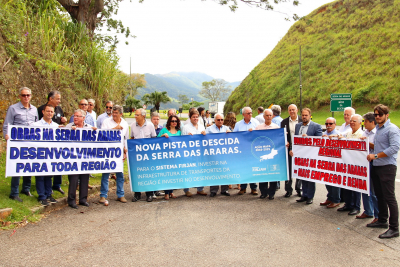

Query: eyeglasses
left=20, top=94, right=31, bottom=97
left=106, top=106, right=113, bottom=109
left=89, top=104, right=94, bottom=106
left=374, top=113, right=384, bottom=117
left=79, top=103, right=88, bottom=106
left=215, top=119, right=224, bottom=121
left=350, top=120, right=358, bottom=123
left=325, top=123, right=334, bottom=125
left=206, top=112, right=210, bottom=114
left=245, top=112, right=252, bottom=114
left=75, top=115, right=84, bottom=118
left=171, top=120, right=178, bottom=123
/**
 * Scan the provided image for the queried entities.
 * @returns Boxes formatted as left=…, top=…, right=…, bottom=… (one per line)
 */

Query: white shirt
left=255, top=114, right=265, bottom=124
left=31, top=118, right=59, bottom=128
left=101, top=117, right=130, bottom=141
left=363, top=128, right=376, bottom=154
left=182, top=121, right=205, bottom=135
left=339, top=122, right=351, bottom=135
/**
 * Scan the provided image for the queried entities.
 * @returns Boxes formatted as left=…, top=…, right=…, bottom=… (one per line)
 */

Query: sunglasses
left=89, top=104, right=94, bottom=106
left=171, top=120, right=178, bottom=123
left=374, top=113, right=384, bottom=117
left=215, top=119, right=224, bottom=121
left=21, top=94, right=31, bottom=97
left=106, top=106, right=113, bottom=109
left=325, top=123, right=334, bottom=125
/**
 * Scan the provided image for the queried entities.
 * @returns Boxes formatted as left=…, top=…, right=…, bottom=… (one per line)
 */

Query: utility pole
left=299, top=46, right=302, bottom=112
left=129, top=57, right=132, bottom=96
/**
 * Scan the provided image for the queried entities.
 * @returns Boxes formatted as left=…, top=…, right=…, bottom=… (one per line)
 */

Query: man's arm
left=3, top=106, right=14, bottom=139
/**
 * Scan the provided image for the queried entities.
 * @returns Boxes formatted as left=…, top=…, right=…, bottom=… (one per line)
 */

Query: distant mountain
left=137, top=71, right=241, bottom=110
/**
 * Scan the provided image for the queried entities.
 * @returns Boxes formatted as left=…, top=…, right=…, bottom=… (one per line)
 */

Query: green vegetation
left=142, top=91, right=171, bottom=113
left=225, top=0, right=400, bottom=114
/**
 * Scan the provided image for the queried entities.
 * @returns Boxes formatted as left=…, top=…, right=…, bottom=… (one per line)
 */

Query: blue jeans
left=302, top=181, right=315, bottom=199
left=52, top=175, right=62, bottom=189
left=101, top=172, right=124, bottom=198
left=240, top=183, right=257, bottom=191
left=36, top=176, right=52, bottom=200
left=184, top=187, right=204, bottom=193
left=10, top=176, right=31, bottom=197
left=362, top=179, right=379, bottom=217
left=326, top=185, right=341, bottom=203
left=165, top=190, right=174, bottom=194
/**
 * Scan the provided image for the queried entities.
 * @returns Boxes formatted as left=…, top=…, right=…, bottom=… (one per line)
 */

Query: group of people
left=3, top=87, right=400, bottom=239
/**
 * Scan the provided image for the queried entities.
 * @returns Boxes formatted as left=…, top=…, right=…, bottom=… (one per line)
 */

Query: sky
left=114, top=0, right=333, bottom=82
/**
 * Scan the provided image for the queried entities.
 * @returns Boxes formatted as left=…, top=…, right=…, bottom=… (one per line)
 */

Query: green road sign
left=330, top=94, right=352, bottom=112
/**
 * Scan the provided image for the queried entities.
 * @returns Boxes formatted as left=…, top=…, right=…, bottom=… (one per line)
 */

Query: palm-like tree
left=141, top=91, right=171, bottom=112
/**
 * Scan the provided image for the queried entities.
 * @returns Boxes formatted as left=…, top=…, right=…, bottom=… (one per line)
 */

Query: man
left=271, top=105, right=283, bottom=126
left=255, top=109, right=279, bottom=199
left=184, top=107, right=196, bottom=125
left=87, top=99, right=97, bottom=127
left=255, top=106, right=265, bottom=124
left=281, top=104, right=301, bottom=197
left=182, top=109, right=207, bottom=196
left=69, top=99, right=95, bottom=126
left=339, top=107, right=355, bottom=135
left=151, top=112, right=163, bottom=135
left=130, top=108, right=157, bottom=202
left=97, top=101, right=113, bottom=129
left=366, top=104, right=400, bottom=239
left=357, top=112, right=379, bottom=221
left=99, top=105, right=129, bottom=205
left=38, top=90, right=67, bottom=194
left=32, top=105, right=59, bottom=206
left=206, top=113, right=231, bottom=197
left=3, top=87, right=38, bottom=202
left=320, top=117, right=341, bottom=208
left=337, top=114, right=363, bottom=215
left=204, top=110, right=213, bottom=127
left=234, top=107, right=259, bottom=195
left=290, top=108, right=322, bottom=204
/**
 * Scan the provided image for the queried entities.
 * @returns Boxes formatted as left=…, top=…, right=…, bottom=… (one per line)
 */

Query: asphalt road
left=1, top=180, right=400, bottom=266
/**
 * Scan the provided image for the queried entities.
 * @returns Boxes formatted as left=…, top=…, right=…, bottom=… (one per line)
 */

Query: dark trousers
left=344, top=190, right=361, bottom=211
left=35, top=176, right=52, bottom=200
left=259, top=182, right=277, bottom=197
left=134, top=192, right=154, bottom=198
left=52, top=175, right=62, bottom=189
left=301, top=180, right=315, bottom=199
left=371, top=165, right=399, bottom=230
left=240, top=183, right=257, bottom=191
left=284, top=154, right=302, bottom=193
left=68, top=174, right=89, bottom=205
left=210, top=185, right=229, bottom=193
left=10, top=176, right=31, bottom=197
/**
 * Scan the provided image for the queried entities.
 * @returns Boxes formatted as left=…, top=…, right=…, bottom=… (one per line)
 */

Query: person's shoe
left=379, top=229, right=400, bottom=239
left=146, top=195, right=153, bottom=202
left=260, top=195, right=267, bottom=199
left=132, top=193, right=141, bottom=202
left=47, top=196, right=57, bottom=203
left=164, top=194, right=170, bottom=200
left=296, top=191, right=302, bottom=197
left=356, top=212, right=374, bottom=219
left=169, top=193, right=177, bottom=199
left=185, top=191, right=193, bottom=197
left=221, top=191, right=230, bottom=196
left=53, top=187, right=65, bottom=195
left=296, top=197, right=307, bottom=203
left=238, top=190, right=246, bottom=195
left=154, top=191, right=165, bottom=196
left=40, top=199, right=50, bottom=206
left=197, top=190, right=207, bottom=196
left=367, top=220, right=388, bottom=228
left=306, top=198, right=313, bottom=204
left=79, top=202, right=89, bottom=207
left=152, top=194, right=157, bottom=199
left=320, top=199, right=332, bottom=206
left=9, top=196, right=23, bottom=202
left=370, top=218, right=379, bottom=224
left=210, top=192, right=217, bottom=197
left=284, top=192, right=292, bottom=198
left=99, top=197, right=106, bottom=203
left=88, top=185, right=94, bottom=189
left=348, top=209, right=360, bottom=215
left=337, top=205, right=352, bottom=212
left=69, top=203, right=78, bottom=209
left=326, top=202, right=340, bottom=208
left=21, top=191, right=33, bottom=197
left=251, top=190, right=258, bottom=195
left=269, top=196, right=275, bottom=200
left=117, top=197, right=127, bottom=203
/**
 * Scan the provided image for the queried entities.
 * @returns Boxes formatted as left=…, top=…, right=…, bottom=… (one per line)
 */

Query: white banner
left=6, top=125, right=124, bottom=177
left=292, top=135, right=369, bottom=194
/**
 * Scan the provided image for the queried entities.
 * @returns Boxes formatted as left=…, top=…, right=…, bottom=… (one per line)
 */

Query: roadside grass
left=123, top=110, right=189, bottom=121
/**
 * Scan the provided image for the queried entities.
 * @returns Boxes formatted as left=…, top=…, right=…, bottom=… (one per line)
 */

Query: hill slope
left=225, top=0, right=400, bottom=114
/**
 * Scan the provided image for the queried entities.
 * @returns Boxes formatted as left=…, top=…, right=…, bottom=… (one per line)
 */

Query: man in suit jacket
left=289, top=108, right=323, bottom=204
left=281, top=104, right=301, bottom=197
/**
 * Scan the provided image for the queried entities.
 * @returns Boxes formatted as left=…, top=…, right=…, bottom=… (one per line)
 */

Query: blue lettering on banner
left=127, top=129, right=289, bottom=192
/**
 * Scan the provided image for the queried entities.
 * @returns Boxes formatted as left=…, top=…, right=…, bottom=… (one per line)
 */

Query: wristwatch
left=374, top=154, right=378, bottom=159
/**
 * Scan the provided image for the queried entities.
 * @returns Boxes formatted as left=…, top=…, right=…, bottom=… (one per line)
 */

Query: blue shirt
left=233, top=118, right=259, bottom=132
left=96, top=112, right=112, bottom=129
left=206, top=124, right=230, bottom=134
left=69, top=114, right=94, bottom=127
left=373, top=119, right=400, bottom=166
left=3, top=102, right=38, bottom=138
left=326, top=129, right=339, bottom=136
left=272, top=116, right=283, bottom=126
left=155, top=124, right=163, bottom=136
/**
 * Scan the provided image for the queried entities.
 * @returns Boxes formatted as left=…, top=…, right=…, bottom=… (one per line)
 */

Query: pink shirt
left=255, top=122, right=280, bottom=130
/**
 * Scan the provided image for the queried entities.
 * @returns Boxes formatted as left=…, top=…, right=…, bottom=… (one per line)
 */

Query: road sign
left=330, top=94, right=352, bottom=112
left=143, top=104, right=147, bottom=109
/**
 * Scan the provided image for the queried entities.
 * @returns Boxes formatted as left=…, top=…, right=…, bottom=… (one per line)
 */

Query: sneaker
left=99, top=197, right=106, bottom=203
left=9, top=196, right=23, bottom=202
left=47, top=196, right=57, bottom=203
left=40, top=199, right=50, bottom=206
left=238, top=190, right=246, bottom=195
left=154, top=191, right=165, bottom=196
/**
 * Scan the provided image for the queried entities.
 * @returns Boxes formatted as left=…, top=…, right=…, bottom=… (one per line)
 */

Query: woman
left=157, top=115, right=181, bottom=200
left=65, top=109, right=97, bottom=209
left=197, top=107, right=206, bottom=129
left=223, top=112, right=237, bottom=189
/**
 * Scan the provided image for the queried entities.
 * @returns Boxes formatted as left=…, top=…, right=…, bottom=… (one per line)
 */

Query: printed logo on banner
left=251, top=136, right=278, bottom=161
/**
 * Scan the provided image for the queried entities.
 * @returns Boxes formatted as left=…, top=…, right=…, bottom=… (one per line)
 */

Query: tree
left=125, top=96, right=141, bottom=115
left=183, top=100, right=204, bottom=110
left=200, top=79, right=232, bottom=102
left=127, top=73, right=146, bottom=97
left=141, top=91, right=171, bottom=113
left=178, top=94, right=189, bottom=107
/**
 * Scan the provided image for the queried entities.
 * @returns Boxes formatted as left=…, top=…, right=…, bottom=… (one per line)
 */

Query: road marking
left=396, top=179, right=400, bottom=183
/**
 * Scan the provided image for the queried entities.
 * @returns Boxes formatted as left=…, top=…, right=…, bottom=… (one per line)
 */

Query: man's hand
left=286, top=142, right=290, bottom=148
left=248, top=128, right=253, bottom=132
left=302, top=134, right=307, bottom=137
left=289, top=150, right=293, bottom=157
left=201, top=131, right=206, bottom=135
left=5, top=134, right=9, bottom=140
left=61, top=117, right=67, bottom=123
left=71, top=126, right=77, bottom=130
left=91, top=127, right=97, bottom=131
left=367, top=154, right=375, bottom=162
left=226, top=129, right=232, bottom=133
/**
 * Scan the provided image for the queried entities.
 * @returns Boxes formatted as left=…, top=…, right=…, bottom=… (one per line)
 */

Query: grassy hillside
left=225, top=0, right=400, bottom=114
